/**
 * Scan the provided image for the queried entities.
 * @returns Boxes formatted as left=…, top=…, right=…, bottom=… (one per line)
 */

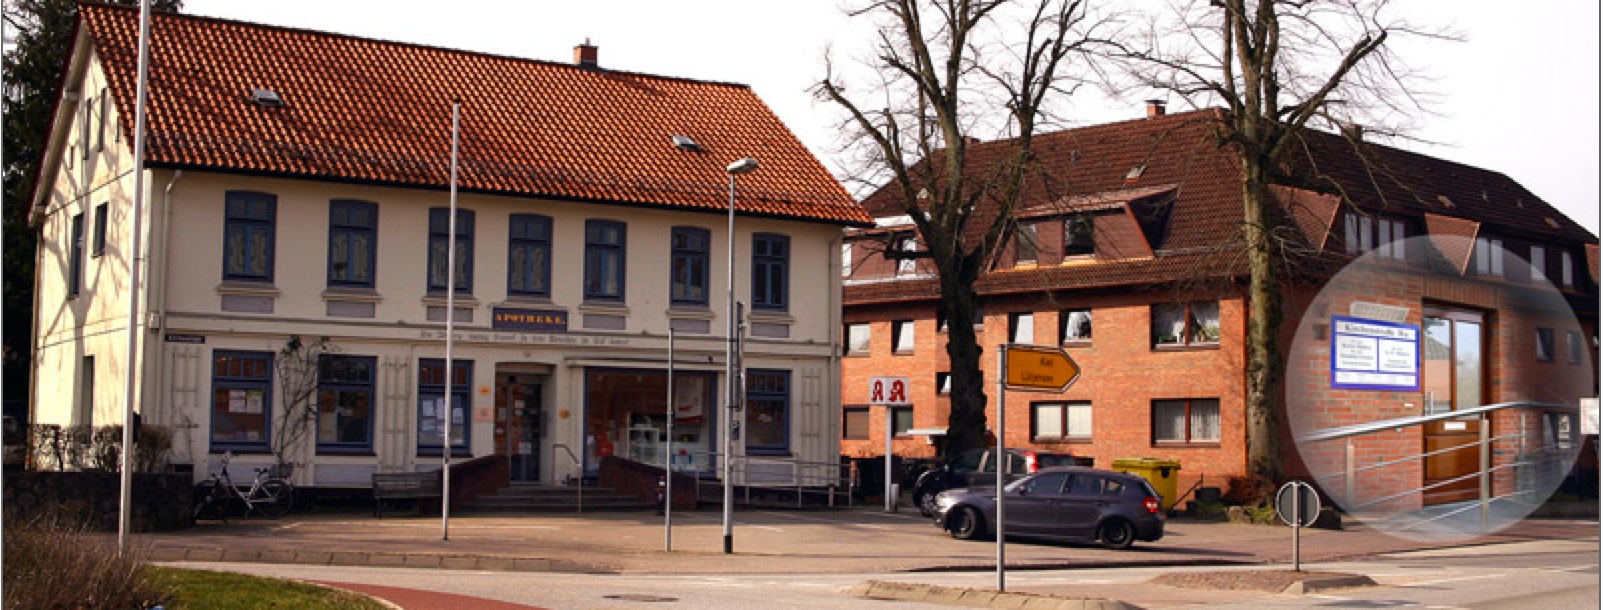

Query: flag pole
left=117, top=0, right=153, bottom=557
left=441, top=99, right=461, bottom=541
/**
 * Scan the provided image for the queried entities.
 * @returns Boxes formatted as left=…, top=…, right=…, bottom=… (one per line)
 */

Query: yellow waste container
left=1111, top=458, right=1182, bottom=511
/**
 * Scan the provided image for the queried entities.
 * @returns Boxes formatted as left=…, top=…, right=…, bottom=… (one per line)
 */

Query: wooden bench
left=372, top=471, right=442, bottom=517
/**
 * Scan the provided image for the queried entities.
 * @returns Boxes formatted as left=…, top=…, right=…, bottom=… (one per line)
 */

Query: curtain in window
left=1189, top=302, right=1220, bottom=343
left=1153, top=400, right=1184, bottom=441
left=848, top=324, right=871, bottom=352
left=894, top=321, right=914, bottom=352
left=1189, top=400, right=1220, bottom=441
left=1062, top=309, right=1091, bottom=342
left=1065, top=403, right=1092, bottom=437
left=1012, top=314, right=1034, bottom=343
left=1152, top=304, right=1185, bottom=345
left=1033, top=404, right=1062, bottom=439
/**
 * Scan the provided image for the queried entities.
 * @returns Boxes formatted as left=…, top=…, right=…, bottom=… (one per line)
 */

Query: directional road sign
left=1003, top=344, right=1081, bottom=392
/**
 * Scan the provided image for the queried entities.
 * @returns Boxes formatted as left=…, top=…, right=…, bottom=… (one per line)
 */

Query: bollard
left=890, top=483, right=900, bottom=512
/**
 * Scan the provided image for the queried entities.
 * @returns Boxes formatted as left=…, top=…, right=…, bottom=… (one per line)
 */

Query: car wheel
left=915, top=489, right=937, bottom=518
left=1098, top=519, right=1135, bottom=550
left=948, top=506, right=985, bottom=541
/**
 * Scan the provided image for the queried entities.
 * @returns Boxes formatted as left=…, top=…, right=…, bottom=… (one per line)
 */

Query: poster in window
left=245, top=390, right=264, bottom=414
left=229, top=390, right=246, bottom=413
left=674, top=377, right=706, bottom=423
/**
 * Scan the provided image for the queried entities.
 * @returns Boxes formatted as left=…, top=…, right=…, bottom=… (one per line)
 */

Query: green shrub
left=2, top=513, right=172, bottom=609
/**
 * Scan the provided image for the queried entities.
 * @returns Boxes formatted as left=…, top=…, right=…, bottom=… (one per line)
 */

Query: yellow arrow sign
left=1004, top=344, right=1081, bottom=392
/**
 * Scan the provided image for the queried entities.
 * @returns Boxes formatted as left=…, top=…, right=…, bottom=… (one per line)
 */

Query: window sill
left=1062, top=340, right=1092, bottom=348
left=578, top=301, right=629, bottom=315
left=1151, top=442, right=1221, bottom=449
left=748, top=310, right=794, bottom=324
left=892, top=350, right=915, bottom=356
left=503, top=294, right=556, bottom=304
left=422, top=293, right=479, bottom=307
left=1151, top=343, right=1220, bottom=352
left=216, top=281, right=280, bottom=297
left=323, top=287, right=381, bottom=302
left=667, top=306, right=715, bottom=319
left=845, top=351, right=870, bottom=358
left=315, top=448, right=378, bottom=457
left=1034, top=437, right=1092, bottom=444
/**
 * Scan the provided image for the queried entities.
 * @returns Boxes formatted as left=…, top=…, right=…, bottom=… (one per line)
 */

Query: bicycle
left=193, top=452, right=295, bottom=521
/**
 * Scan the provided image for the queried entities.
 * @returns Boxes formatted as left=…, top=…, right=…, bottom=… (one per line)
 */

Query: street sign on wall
left=1003, top=345, right=1080, bottom=392
left=868, top=377, right=912, bottom=406
left=1330, top=316, right=1419, bottom=391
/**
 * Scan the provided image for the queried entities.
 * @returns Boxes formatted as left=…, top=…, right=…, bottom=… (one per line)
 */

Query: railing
left=681, top=451, right=854, bottom=509
left=1296, top=400, right=1580, bottom=532
left=553, top=444, right=582, bottom=513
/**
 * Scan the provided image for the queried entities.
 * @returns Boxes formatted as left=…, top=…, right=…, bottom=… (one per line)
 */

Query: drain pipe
left=150, top=170, right=183, bottom=456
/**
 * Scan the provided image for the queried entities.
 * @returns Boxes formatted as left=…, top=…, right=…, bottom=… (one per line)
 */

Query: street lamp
left=723, top=157, right=757, bottom=555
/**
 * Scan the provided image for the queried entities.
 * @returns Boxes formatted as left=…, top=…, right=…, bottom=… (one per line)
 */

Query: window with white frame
left=1151, top=301, right=1220, bottom=346
left=841, top=242, right=852, bottom=277
left=845, top=323, right=871, bottom=355
left=1530, top=246, right=1547, bottom=281
left=1032, top=401, right=1092, bottom=441
left=1561, top=250, right=1574, bottom=287
left=1536, top=327, right=1555, bottom=362
left=1015, top=223, right=1037, bottom=264
left=1474, top=236, right=1505, bottom=277
left=1009, top=312, right=1034, bottom=343
left=1064, top=214, right=1094, bottom=257
left=1060, top=309, right=1091, bottom=344
left=897, top=235, right=918, bottom=275
left=1344, top=213, right=1406, bottom=259
left=1153, top=398, right=1220, bottom=444
left=892, top=320, right=915, bottom=354
left=936, top=372, right=952, bottom=395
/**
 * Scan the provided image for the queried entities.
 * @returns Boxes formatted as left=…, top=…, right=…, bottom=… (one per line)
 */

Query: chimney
left=1340, top=123, right=1364, bottom=141
left=1145, top=99, right=1166, bottom=117
left=573, top=38, right=598, bottom=69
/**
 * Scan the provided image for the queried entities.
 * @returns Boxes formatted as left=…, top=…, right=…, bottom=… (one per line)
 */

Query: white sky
left=181, top=0, right=1599, bottom=234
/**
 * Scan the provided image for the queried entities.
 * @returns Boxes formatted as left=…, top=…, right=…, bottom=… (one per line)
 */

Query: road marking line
left=1406, top=573, right=1506, bottom=587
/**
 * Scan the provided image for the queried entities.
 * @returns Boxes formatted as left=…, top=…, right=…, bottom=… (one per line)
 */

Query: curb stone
left=850, top=581, right=1139, bottom=610
left=1282, top=574, right=1377, bottom=594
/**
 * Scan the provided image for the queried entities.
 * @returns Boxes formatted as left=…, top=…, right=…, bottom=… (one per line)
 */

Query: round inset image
left=1287, top=235, right=1593, bottom=542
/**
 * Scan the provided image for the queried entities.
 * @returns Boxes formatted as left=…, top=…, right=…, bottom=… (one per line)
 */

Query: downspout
left=149, top=170, right=182, bottom=457
left=829, top=231, right=845, bottom=458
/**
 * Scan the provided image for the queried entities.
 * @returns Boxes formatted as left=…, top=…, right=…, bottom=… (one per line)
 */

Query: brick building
left=840, top=105, right=1599, bottom=507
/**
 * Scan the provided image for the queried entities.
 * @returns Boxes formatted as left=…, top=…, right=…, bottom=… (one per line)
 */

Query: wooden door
left=1421, top=310, right=1485, bottom=505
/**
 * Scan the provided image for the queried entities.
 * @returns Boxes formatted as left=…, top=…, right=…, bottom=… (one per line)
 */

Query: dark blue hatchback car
left=932, top=466, right=1165, bottom=549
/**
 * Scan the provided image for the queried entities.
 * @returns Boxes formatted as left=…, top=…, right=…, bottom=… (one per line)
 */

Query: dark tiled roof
left=847, top=108, right=1597, bottom=306
left=76, top=4, right=870, bottom=226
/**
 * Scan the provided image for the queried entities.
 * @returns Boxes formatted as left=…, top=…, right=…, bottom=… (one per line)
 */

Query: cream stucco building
left=29, top=5, right=871, bottom=491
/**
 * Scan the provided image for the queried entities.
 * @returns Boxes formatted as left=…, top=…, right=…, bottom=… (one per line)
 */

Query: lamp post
left=723, top=157, right=757, bottom=555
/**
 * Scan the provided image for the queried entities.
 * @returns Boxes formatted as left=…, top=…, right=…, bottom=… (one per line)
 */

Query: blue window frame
left=670, top=226, right=710, bottom=306
left=328, top=200, right=377, bottom=288
left=417, top=359, right=471, bottom=455
left=752, top=233, right=789, bottom=310
left=745, top=369, right=791, bottom=454
left=317, top=355, right=376, bottom=453
left=584, top=220, right=626, bottom=301
left=508, top=214, right=553, bottom=297
left=92, top=202, right=107, bottom=257
left=210, top=351, right=273, bottom=452
left=223, top=191, right=277, bottom=282
left=68, top=213, right=84, bottom=298
left=427, top=208, right=474, bottom=293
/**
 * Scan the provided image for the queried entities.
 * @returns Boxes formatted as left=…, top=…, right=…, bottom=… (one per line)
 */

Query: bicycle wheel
left=252, top=480, right=294, bottom=519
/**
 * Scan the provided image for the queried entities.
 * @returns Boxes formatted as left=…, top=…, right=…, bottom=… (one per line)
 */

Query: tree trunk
left=1240, top=158, right=1284, bottom=489
left=941, top=262, right=988, bottom=457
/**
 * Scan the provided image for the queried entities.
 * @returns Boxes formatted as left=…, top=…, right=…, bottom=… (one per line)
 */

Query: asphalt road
left=163, top=538, right=1600, bottom=609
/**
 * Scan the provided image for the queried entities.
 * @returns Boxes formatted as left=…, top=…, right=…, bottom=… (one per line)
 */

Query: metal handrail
left=683, top=451, right=855, bottom=509
left=553, top=444, right=582, bottom=513
left=1299, top=400, right=1582, bottom=532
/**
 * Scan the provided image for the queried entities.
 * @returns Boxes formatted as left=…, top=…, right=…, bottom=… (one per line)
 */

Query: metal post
left=665, top=327, right=675, bottom=552
left=1293, top=488, right=1302, bottom=572
left=1479, top=414, right=1490, bottom=532
left=995, top=344, right=1007, bottom=592
left=441, top=99, right=461, bottom=542
left=117, top=0, right=153, bottom=558
left=723, top=171, right=737, bottom=556
left=884, top=405, right=894, bottom=513
left=1345, top=439, right=1356, bottom=508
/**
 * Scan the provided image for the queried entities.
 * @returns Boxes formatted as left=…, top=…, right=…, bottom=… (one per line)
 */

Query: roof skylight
left=670, top=135, right=702, bottom=152
left=250, top=88, right=284, bottom=108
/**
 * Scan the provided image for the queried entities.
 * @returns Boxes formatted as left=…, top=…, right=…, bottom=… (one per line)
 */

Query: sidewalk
left=140, top=506, right=1597, bottom=576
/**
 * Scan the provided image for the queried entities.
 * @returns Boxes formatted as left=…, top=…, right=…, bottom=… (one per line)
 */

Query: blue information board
left=1330, top=315, right=1419, bottom=391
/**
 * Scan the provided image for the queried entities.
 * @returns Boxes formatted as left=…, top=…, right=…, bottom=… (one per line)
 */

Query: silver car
left=932, top=466, right=1165, bottom=549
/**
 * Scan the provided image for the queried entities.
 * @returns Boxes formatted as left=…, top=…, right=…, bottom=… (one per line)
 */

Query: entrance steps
left=463, top=483, right=654, bottom=513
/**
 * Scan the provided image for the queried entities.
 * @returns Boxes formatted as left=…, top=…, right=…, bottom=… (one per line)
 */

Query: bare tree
left=273, top=335, right=335, bottom=474
left=817, top=0, right=1097, bottom=455
left=1112, top=0, right=1440, bottom=491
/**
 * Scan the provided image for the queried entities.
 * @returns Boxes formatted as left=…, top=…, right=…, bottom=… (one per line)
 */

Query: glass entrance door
left=1421, top=310, right=1485, bottom=505
left=495, top=375, right=543, bottom=483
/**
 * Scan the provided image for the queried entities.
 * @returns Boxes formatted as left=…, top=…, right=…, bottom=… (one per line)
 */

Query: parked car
left=931, top=466, right=1165, bottom=549
left=912, top=448, right=1090, bottom=517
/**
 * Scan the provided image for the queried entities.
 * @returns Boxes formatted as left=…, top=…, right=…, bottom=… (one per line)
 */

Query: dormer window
left=250, top=88, right=285, bottom=108
left=1064, top=214, right=1094, bottom=257
left=1343, top=213, right=1406, bottom=260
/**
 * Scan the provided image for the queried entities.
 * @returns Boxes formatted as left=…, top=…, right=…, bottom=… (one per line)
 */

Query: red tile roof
left=76, top=4, right=870, bottom=226
left=1422, top=213, right=1480, bottom=275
